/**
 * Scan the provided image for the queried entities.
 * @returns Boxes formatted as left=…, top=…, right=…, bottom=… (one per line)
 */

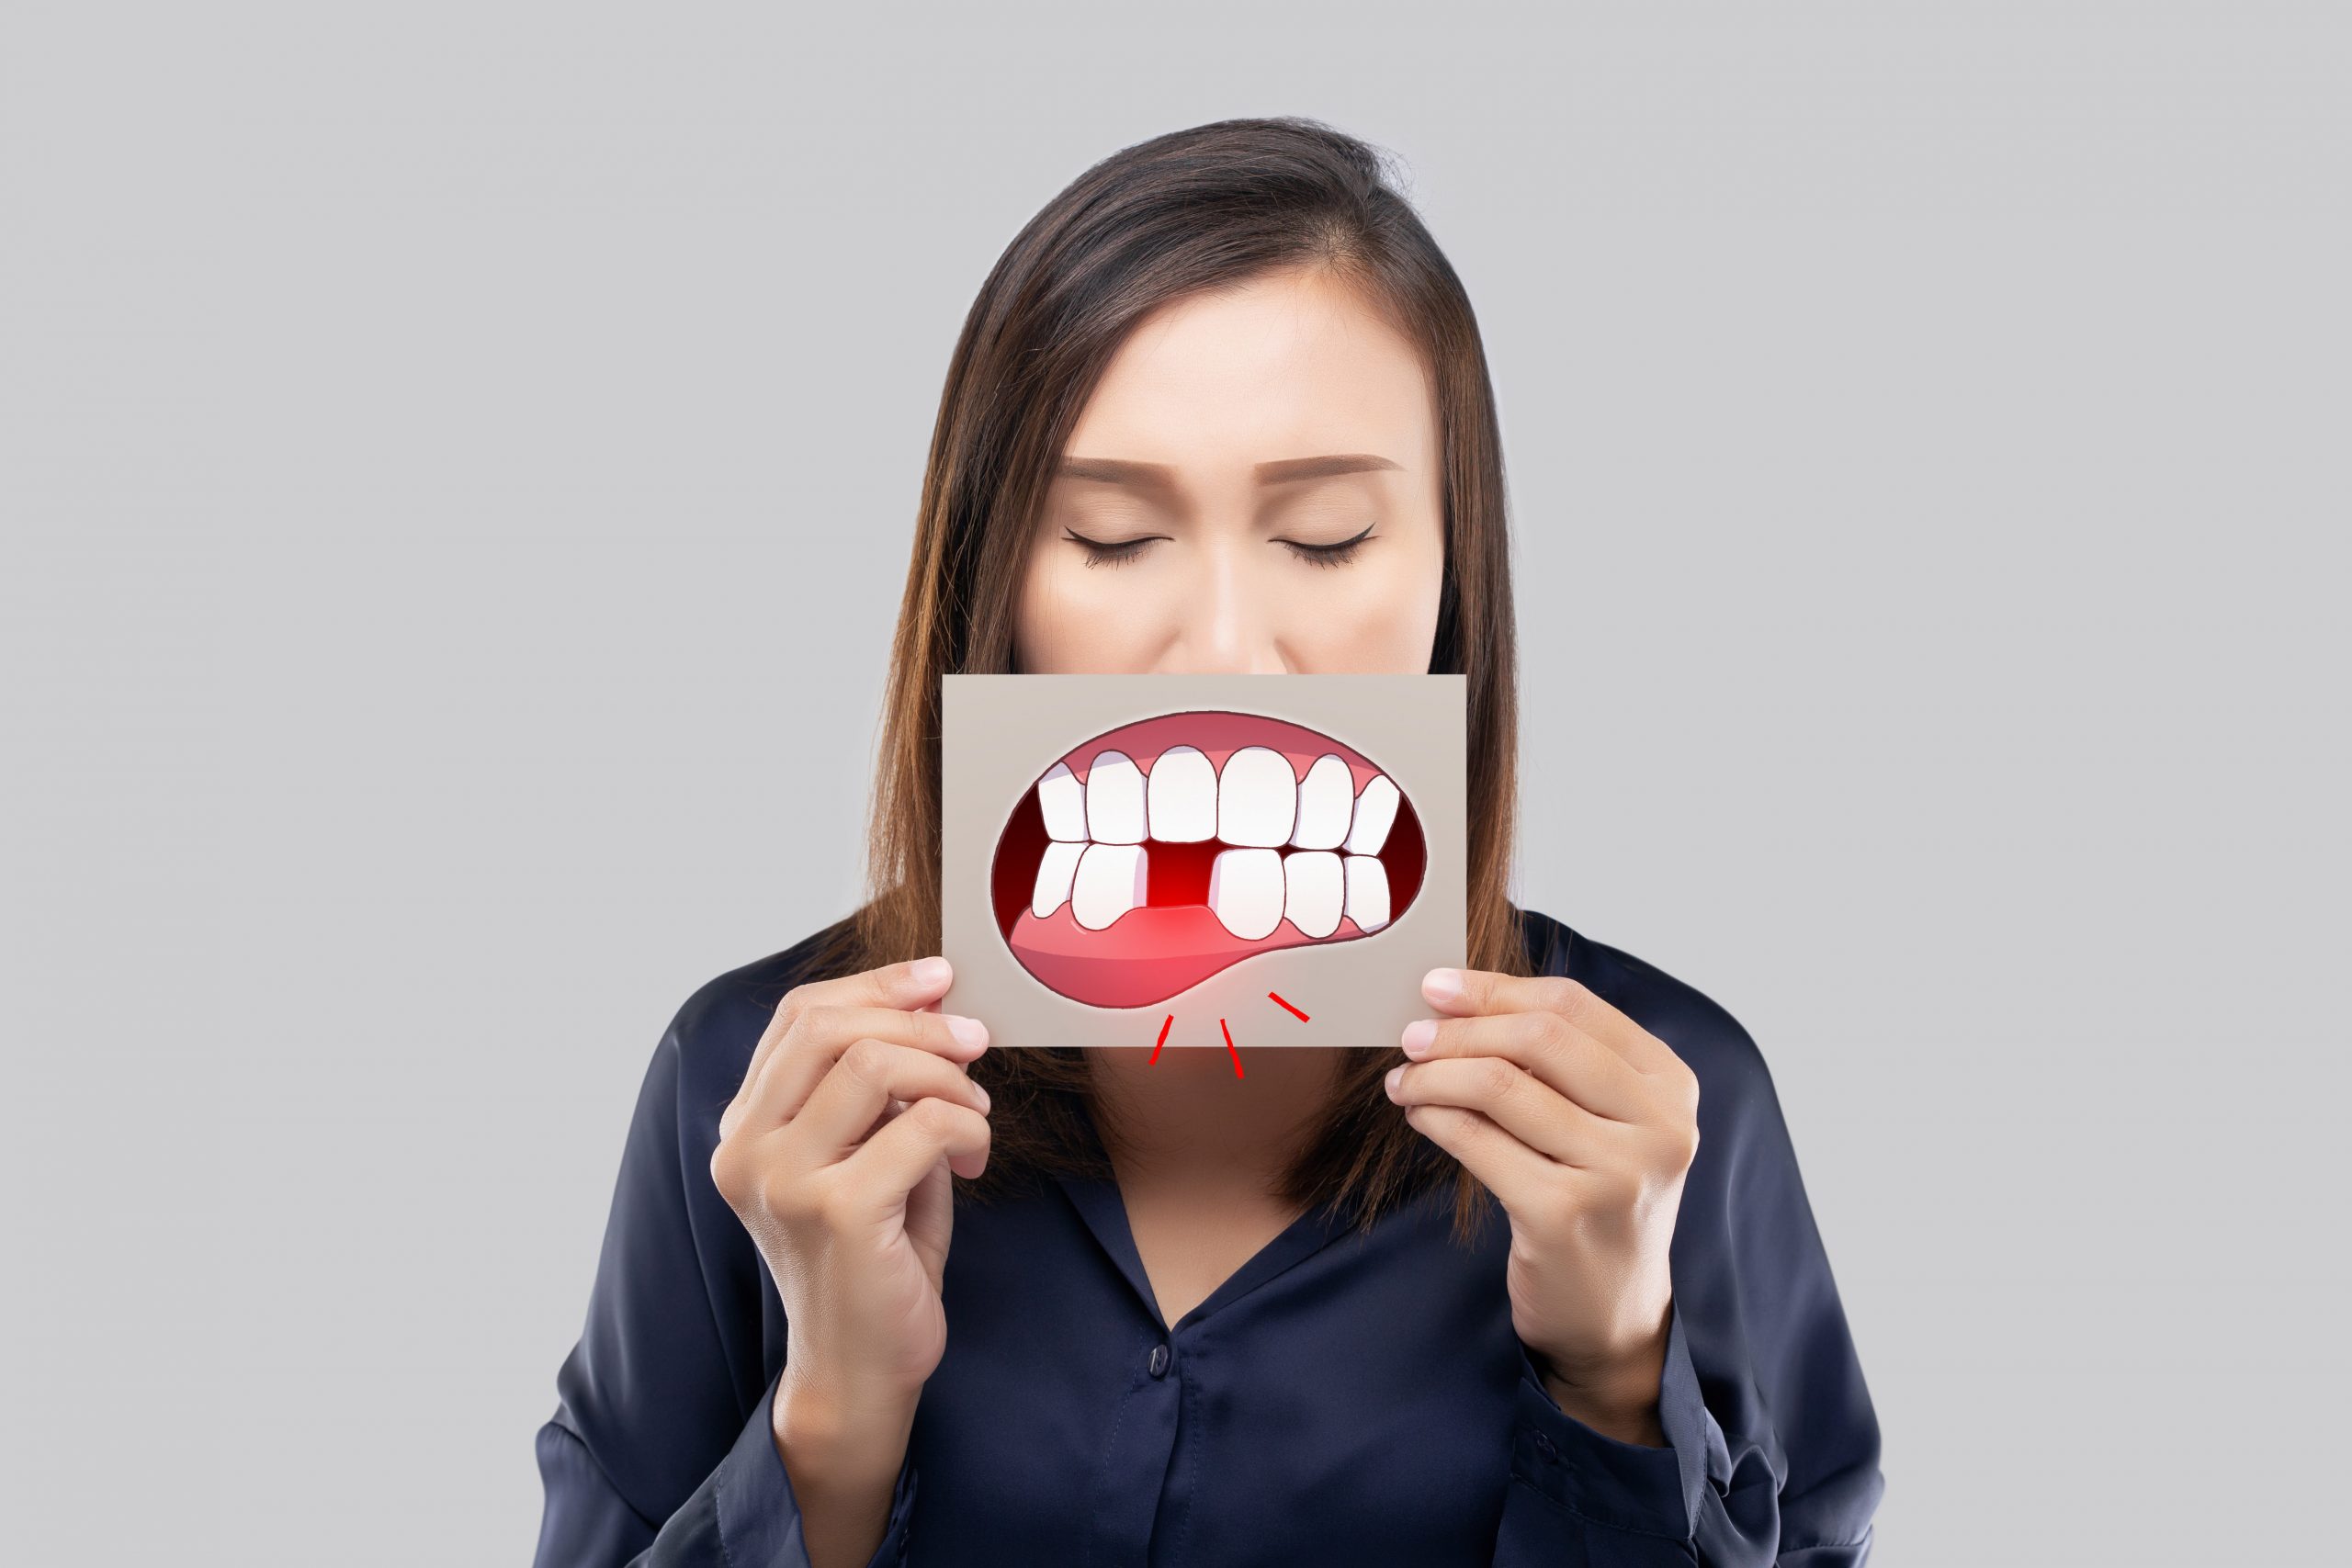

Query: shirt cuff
left=1511, top=1304, right=1719, bottom=1541
left=713, top=1372, right=921, bottom=1568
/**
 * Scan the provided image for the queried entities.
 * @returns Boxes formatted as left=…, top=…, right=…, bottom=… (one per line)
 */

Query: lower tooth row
left=1033, top=844, right=1390, bottom=937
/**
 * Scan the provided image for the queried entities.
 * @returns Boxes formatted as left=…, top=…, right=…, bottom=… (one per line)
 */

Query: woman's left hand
left=1385, top=966, right=1701, bottom=1447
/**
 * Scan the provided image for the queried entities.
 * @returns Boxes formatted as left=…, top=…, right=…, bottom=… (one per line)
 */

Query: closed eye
left=1279, top=522, right=1376, bottom=569
left=1066, top=522, right=1377, bottom=570
left=1065, top=528, right=1164, bottom=569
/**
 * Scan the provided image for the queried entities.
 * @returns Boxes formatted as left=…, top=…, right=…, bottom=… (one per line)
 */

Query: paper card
left=940, top=674, right=1465, bottom=1050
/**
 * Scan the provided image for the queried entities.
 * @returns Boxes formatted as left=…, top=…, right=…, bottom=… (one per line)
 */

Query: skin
left=1013, top=264, right=1449, bottom=1334
left=712, top=265, right=1700, bottom=1567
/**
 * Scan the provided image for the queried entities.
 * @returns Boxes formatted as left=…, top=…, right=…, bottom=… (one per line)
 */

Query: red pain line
left=1150, top=1014, right=1172, bottom=1064
left=1268, top=991, right=1309, bottom=1021
left=1221, top=1018, right=1243, bottom=1078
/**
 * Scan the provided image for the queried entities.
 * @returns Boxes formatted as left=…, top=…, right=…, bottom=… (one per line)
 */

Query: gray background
left=3, top=4, right=2343, bottom=1562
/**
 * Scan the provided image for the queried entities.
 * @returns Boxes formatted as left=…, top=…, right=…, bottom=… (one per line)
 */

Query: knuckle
left=1532, top=1010, right=1575, bottom=1050
left=707, top=1138, right=742, bottom=1200
left=837, top=1035, right=891, bottom=1085
left=908, top=1100, right=964, bottom=1133
left=1527, top=976, right=1573, bottom=1015
left=906, top=1095, right=966, bottom=1138
left=1475, top=1056, right=1520, bottom=1101
left=1536, top=976, right=1589, bottom=1019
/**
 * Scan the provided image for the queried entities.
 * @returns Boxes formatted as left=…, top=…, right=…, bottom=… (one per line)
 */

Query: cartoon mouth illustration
left=990, top=710, right=1426, bottom=1010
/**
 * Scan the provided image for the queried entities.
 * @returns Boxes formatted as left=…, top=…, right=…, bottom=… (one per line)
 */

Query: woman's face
left=1013, top=266, right=1447, bottom=675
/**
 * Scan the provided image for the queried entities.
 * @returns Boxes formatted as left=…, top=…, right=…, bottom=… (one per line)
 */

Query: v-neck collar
left=1050, top=1097, right=1361, bottom=1336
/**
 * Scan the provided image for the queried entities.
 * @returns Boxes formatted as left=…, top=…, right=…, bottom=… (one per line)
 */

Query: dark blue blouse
left=533, top=908, right=1883, bottom=1566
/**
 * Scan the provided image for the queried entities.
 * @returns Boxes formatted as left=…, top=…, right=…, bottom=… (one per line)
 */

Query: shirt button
left=1148, top=1343, right=1170, bottom=1379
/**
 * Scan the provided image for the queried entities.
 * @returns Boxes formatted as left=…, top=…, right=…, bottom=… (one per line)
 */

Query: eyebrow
left=1054, top=453, right=1404, bottom=489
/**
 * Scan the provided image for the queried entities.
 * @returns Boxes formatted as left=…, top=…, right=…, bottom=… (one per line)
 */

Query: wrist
left=1530, top=1324, right=1670, bottom=1448
left=773, top=1365, right=920, bottom=1487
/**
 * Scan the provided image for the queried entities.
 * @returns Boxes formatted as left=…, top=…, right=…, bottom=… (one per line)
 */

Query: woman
left=534, top=117, right=1882, bottom=1568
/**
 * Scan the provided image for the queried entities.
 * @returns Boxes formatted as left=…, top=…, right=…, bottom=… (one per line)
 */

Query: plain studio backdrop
left=4, top=4, right=2345, bottom=1563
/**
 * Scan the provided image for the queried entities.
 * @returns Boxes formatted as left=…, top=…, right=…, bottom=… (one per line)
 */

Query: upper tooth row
left=1036, top=747, right=1398, bottom=855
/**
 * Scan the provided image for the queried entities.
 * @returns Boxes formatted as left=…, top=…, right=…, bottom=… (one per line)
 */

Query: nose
left=1159, top=536, right=1289, bottom=674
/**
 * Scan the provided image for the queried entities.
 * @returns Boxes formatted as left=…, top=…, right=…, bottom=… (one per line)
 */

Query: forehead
left=1062, top=267, right=1438, bottom=476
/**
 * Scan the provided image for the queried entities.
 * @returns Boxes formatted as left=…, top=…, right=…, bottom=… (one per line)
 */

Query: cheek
left=1289, top=547, right=1443, bottom=669
left=1015, top=556, right=1172, bottom=673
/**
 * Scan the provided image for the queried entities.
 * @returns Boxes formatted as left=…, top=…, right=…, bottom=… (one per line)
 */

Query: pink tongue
left=1009, top=904, right=1365, bottom=1011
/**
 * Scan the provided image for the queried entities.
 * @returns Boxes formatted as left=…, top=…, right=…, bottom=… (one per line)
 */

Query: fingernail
left=1384, top=1066, right=1405, bottom=1097
left=945, top=1014, right=989, bottom=1051
left=910, top=956, right=951, bottom=989
left=1401, top=1019, right=1437, bottom=1057
left=971, top=1080, right=991, bottom=1112
left=1422, top=967, right=1463, bottom=1005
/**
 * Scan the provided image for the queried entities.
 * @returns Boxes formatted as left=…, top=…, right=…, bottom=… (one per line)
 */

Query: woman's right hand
left=709, top=953, right=993, bottom=1413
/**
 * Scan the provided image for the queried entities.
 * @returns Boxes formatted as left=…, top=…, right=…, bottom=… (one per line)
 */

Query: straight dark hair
left=807, top=116, right=1531, bottom=1246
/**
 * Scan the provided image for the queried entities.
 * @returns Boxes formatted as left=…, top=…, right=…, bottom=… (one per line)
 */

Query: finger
left=735, top=957, right=955, bottom=1110
left=1421, top=967, right=1683, bottom=1077
left=861, top=1096, right=912, bottom=1144
left=728, top=957, right=956, bottom=1127
left=1385, top=1055, right=1623, bottom=1166
left=1401, top=1009, right=1651, bottom=1123
left=739, top=1001, right=987, bottom=1139
left=1396, top=1100, right=1564, bottom=1221
left=727, top=1001, right=987, bottom=1143
left=790, top=1037, right=994, bottom=1163
left=842, top=1093, right=994, bottom=1198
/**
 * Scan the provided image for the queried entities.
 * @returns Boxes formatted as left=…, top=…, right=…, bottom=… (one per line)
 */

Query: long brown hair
left=808, top=116, right=1531, bottom=1246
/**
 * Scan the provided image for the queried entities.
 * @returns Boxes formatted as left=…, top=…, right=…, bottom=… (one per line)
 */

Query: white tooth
left=1216, top=746, right=1297, bottom=848
left=1085, top=750, right=1146, bottom=844
left=1343, top=854, right=1390, bottom=932
left=1282, top=851, right=1343, bottom=938
left=1289, top=755, right=1354, bottom=850
left=1146, top=745, right=1216, bottom=843
left=1207, top=847, right=1284, bottom=940
left=1037, top=762, right=1087, bottom=842
left=1343, top=774, right=1399, bottom=855
left=1071, top=843, right=1148, bottom=931
left=1030, top=840, right=1086, bottom=919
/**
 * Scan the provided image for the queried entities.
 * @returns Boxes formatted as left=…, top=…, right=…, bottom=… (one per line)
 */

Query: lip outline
left=989, top=708, right=1426, bottom=1009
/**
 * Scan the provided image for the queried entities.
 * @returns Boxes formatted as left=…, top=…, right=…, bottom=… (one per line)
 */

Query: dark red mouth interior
left=989, top=709, right=1426, bottom=1010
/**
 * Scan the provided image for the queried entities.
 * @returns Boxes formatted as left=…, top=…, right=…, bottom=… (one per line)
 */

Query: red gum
left=1052, top=710, right=1385, bottom=795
